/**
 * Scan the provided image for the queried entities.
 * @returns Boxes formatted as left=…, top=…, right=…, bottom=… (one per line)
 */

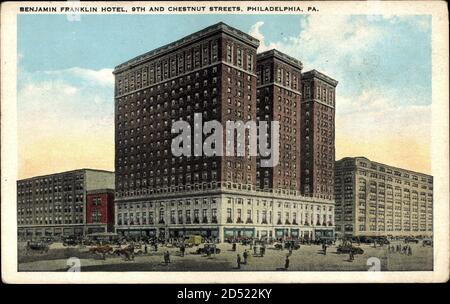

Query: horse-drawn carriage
left=88, top=245, right=114, bottom=259
left=113, top=244, right=143, bottom=261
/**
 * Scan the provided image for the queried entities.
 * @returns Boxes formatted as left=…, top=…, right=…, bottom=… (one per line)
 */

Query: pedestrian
left=164, top=250, right=170, bottom=265
left=253, top=245, right=257, bottom=256
left=323, top=244, right=327, bottom=255
left=180, top=244, right=185, bottom=257
left=284, top=255, right=290, bottom=270
left=408, top=246, right=412, bottom=256
left=243, top=250, right=248, bottom=264
left=232, top=243, right=236, bottom=252
left=349, top=249, right=354, bottom=262
left=154, top=243, right=158, bottom=252
left=144, top=243, right=148, bottom=254
left=236, top=254, right=241, bottom=269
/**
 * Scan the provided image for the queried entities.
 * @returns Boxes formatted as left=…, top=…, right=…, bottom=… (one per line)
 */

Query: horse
left=89, top=245, right=113, bottom=259
left=113, top=244, right=135, bottom=261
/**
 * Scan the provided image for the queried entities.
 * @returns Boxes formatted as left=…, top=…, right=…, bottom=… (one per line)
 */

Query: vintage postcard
left=1, top=1, right=449, bottom=283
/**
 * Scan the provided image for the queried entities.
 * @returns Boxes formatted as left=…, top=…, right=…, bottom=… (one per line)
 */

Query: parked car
left=336, top=244, right=364, bottom=255
left=273, top=242, right=284, bottom=250
left=185, top=235, right=202, bottom=247
left=422, top=239, right=433, bottom=247
left=195, top=243, right=221, bottom=255
left=26, top=241, right=49, bottom=253
left=39, top=236, right=54, bottom=243
left=284, top=240, right=301, bottom=250
left=62, top=235, right=80, bottom=246
left=374, top=237, right=390, bottom=245
left=404, top=237, right=419, bottom=244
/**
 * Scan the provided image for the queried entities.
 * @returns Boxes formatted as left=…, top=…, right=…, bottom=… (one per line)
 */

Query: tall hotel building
left=301, top=70, right=337, bottom=200
left=113, top=22, right=337, bottom=241
left=17, top=169, right=115, bottom=238
left=256, top=50, right=303, bottom=191
left=334, top=157, right=433, bottom=237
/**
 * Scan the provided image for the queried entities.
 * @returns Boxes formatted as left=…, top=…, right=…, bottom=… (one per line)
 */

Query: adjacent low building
left=334, top=157, right=433, bottom=238
left=114, top=182, right=335, bottom=241
left=85, top=188, right=115, bottom=234
left=17, top=169, right=114, bottom=239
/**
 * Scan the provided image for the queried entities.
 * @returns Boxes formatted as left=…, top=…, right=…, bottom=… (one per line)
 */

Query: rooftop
left=17, top=168, right=115, bottom=182
left=302, top=69, right=338, bottom=86
left=257, top=49, right=303, bottom=70
left=114, top=22, right=260, bottom=74
left=336, top=156, right=432, bottom=178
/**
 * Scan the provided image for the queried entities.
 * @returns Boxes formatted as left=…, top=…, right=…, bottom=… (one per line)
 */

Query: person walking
left=323, top=244, right=327, bottom=255
left=408, top=246, right=412, bottom=256
left=236, top=254, right=241, bottom=269
left=164, top=250, right=170, bottom=265
left=243, top=250, right=248, bottom=264
left=284, top=255, right=290, bottom=270
left=180, top=244, right=185, bottom=257
left=349, top=249, right=354, bottom=262
left=253, top=245, right=257, bottom=256
left=144, top=243, right=148, bottom=254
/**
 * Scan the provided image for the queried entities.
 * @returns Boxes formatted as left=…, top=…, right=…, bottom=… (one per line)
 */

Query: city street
left=18, top=241, right=433, bottom=272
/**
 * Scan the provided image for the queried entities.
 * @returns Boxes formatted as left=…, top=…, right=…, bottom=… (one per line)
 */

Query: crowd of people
left=388, top=244, right=413, bottom=255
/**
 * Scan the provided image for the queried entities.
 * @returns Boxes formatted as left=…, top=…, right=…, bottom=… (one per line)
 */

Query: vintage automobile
left=374, top=237, right=390, bottom=245
left=422, top=238, right=433, bottom=247
left=404, top=237, right=419, bottom=244
left=185, top=235, right=203, bottom=247
left=272, top=242, right=284, bottom=250
left=284, top=240, right=301, bottom=250
left=39, top=236, right=54, bottom=243
left=26, top=241, right=49, bottom=253
left=195, top=243, right=221, bottom=255
left=336, top=244, right=364, bottom=255
left=62, top=235, right=80, bottom=246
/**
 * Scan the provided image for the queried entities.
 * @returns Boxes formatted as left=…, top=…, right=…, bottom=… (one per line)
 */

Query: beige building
left=334, top=157, right=433, bottom=237
left=115, top=181, right=335, bottom=242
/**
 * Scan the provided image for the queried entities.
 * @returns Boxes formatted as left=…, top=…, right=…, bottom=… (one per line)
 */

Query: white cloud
left=42, top=67, right=114, bottom=86
left=18, top=68, right=114, bottom=138
left=68, top=67, right=114, bottom=86
left=336, top=89, right=431, bottom=140
left=248, top=21, right=281, bottom=53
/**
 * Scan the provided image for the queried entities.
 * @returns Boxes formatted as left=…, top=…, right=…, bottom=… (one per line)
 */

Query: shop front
left=169, top=228, right=219, bottom=239
left=223, top=227, right=255, bottom=239
left=314, top=228, right=335, bottom=240
left=274, top=228, right=289, bottom=239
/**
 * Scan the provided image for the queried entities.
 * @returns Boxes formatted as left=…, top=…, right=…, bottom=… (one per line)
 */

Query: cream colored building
left=334, top=157, right=433, bottom=237
left=114, top=181, right=335, bottom=242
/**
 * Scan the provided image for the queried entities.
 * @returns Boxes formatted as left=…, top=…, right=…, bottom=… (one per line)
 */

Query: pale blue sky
left=17, top=14, right=433, bottom=177
left=18, top=14, right=431, bottom=105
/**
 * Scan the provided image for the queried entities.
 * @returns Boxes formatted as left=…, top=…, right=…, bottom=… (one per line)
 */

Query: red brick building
left=85, top=189, right=115, bottom=233
left=256, top=50, right=303, bottom=191
left=301, top=70, right=338, bottom=200
left=113, top=22, right=260, bottom=198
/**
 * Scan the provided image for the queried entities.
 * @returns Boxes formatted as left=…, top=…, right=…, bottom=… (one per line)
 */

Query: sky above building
left=17, top=14, right=432, bottom=178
